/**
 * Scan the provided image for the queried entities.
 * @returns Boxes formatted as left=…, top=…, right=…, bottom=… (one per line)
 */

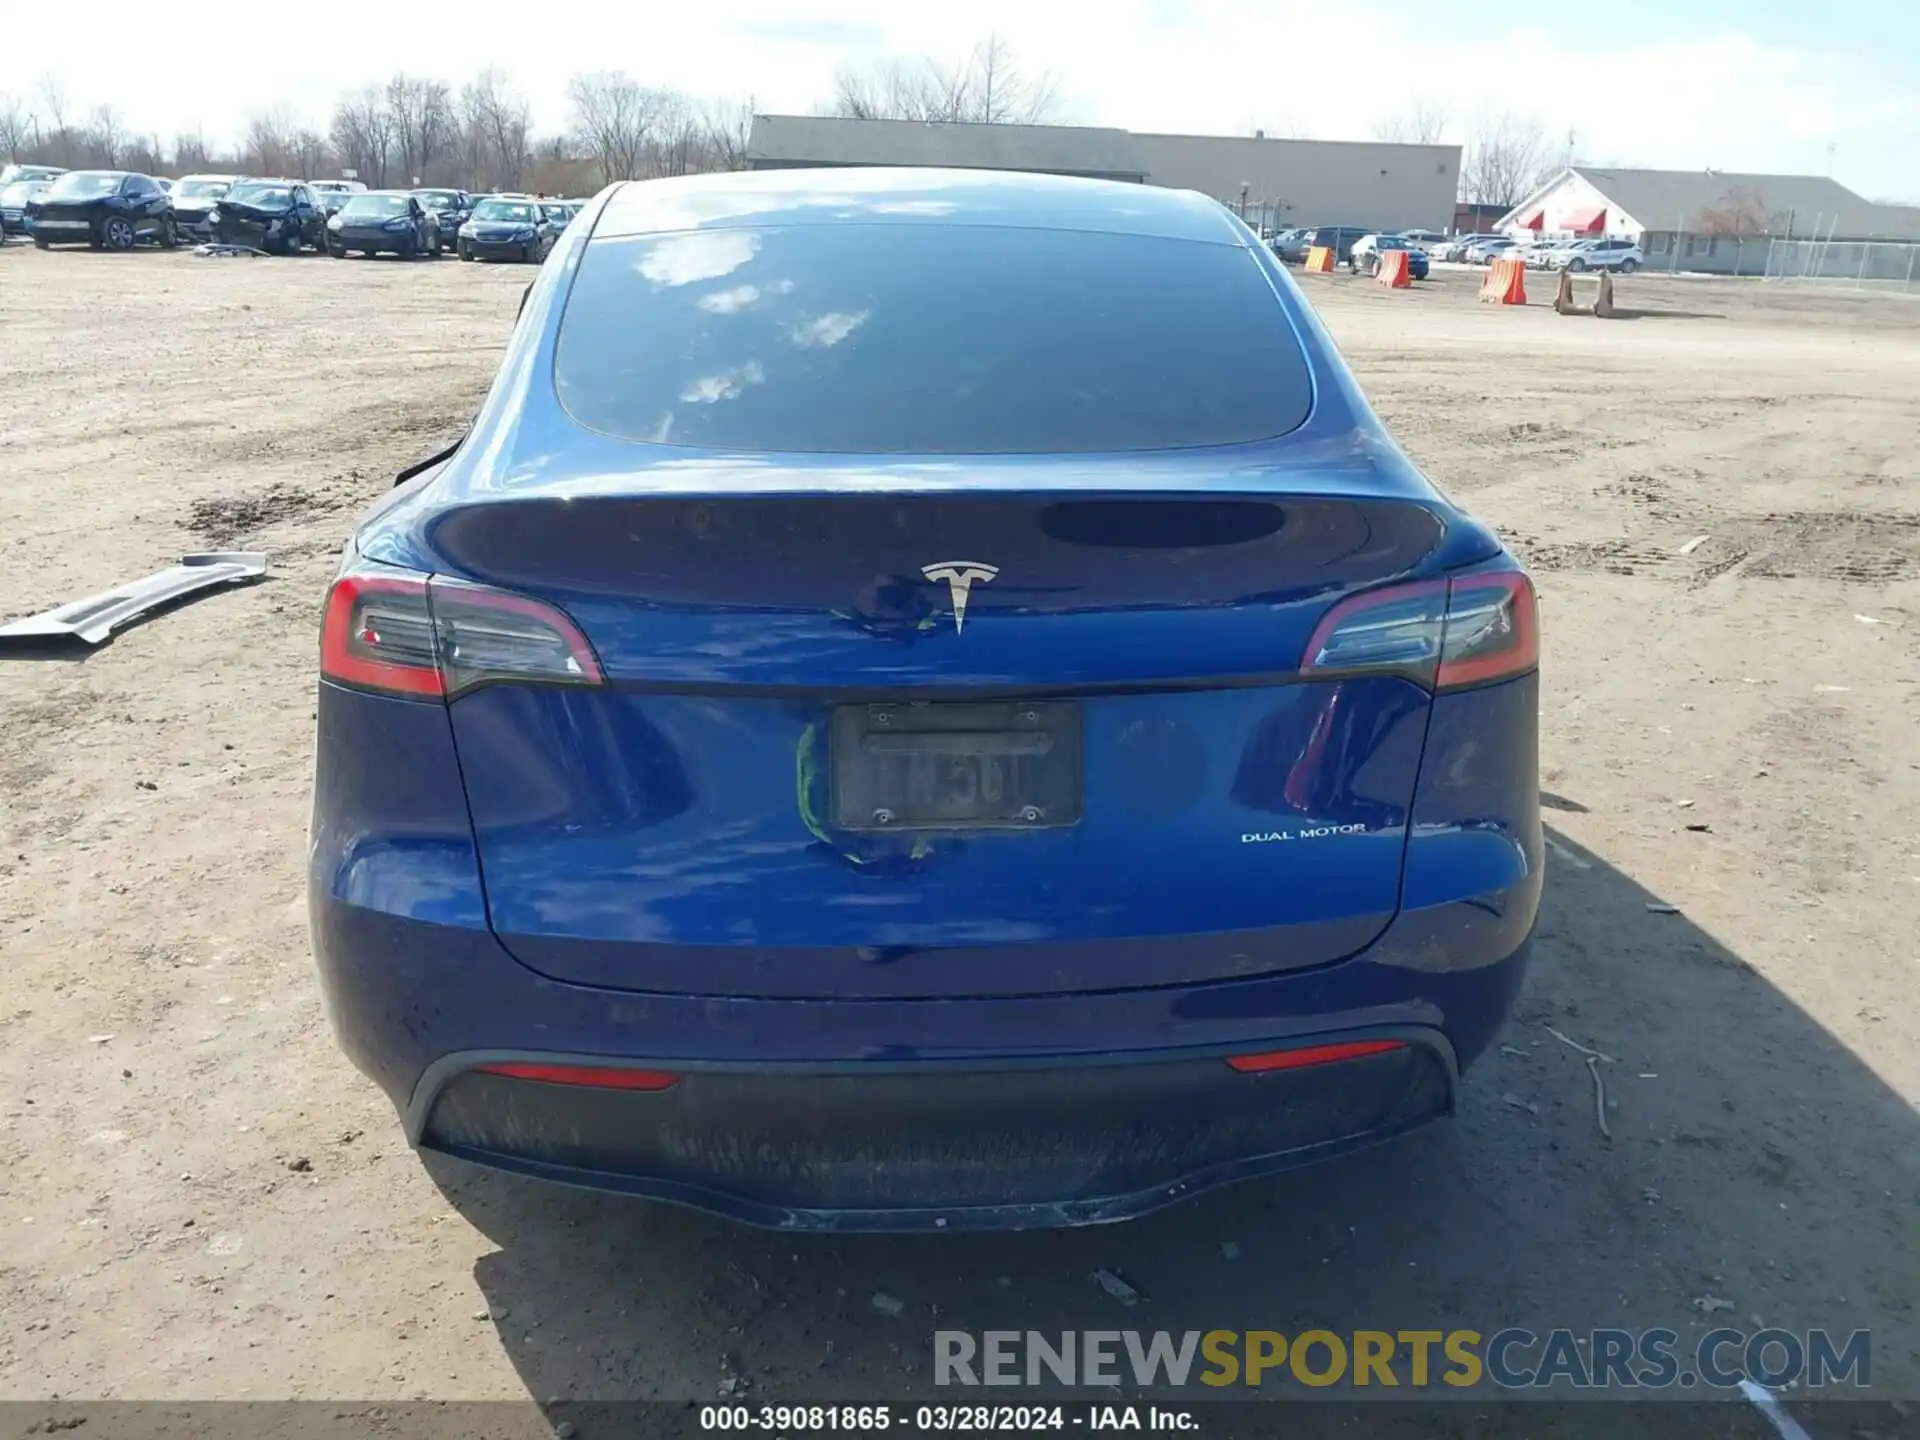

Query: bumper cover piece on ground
left=415, top=1037, right=1455, bottom=1231
left=0, top=552, right=267, bottom=647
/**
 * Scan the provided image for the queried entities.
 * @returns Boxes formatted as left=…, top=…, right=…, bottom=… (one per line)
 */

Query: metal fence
left=1761, top=238, right=1920, bottom=288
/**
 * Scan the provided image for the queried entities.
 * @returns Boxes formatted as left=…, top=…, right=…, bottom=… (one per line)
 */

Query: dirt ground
left=1, top=245, right=1916, bottom=1428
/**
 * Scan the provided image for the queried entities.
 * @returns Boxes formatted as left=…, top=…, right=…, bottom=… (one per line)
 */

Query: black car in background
left=457, top=196, right=553, bottom=263
left=1, top=179, right=53, bottom=238
left=210, top=179, right=325, bottom=254
left=326, top=191, right=440, bottom=258
left=169, top=174, right=241, bottom=242
left=28, top=171, right=176, bottom=250
left=1307, top=225, right=1375, bottom=264
left=413, top=188, right=473, bottom=246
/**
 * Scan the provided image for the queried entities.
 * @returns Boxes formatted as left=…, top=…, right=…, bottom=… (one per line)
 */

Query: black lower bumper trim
left=417, top=1038, right=1455, bottom=1231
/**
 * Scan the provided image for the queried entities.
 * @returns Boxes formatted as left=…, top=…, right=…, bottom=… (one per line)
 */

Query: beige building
left=746, top=116, right=1462, bottom=233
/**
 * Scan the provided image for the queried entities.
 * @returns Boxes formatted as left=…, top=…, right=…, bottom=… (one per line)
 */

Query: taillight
left=1226, top=1039, right=1407, bottom=1072
left=1300, top=570, right=1536, bottom=690
left=320, top=562, right=603, bottom=699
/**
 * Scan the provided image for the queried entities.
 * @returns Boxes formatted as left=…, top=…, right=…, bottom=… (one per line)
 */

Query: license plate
left=36, top=220, right=85, bottom=230
left=829, top=701, right=1082, bottom=831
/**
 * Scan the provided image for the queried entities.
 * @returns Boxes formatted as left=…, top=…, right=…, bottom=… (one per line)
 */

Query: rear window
left=555, top=224, right=1313, bottom=454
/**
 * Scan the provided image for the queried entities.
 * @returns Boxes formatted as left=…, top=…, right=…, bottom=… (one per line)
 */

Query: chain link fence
left=1761, top=238, right=1920, bottom=288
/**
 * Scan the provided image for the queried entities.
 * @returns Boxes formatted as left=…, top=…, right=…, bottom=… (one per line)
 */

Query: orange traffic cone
left=1304, top=245, right=1334, bottom=274
left=1376, top=249, right=1411, bottom=288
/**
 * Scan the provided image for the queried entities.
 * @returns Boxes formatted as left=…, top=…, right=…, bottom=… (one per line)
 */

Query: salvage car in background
left=310, top=168, right=1542, bottom=1233
left=27, top=171, right=176, bottom=250
left=326, top=190, right=441, bottom=259
left=168, top=174, right=241, bottom=242
left=456, top=196, right=553, bottom=263
left=0, top=162, right=66, bottom=186
left=414, top=189, right=475, bottom=246
left=1359, top=234, right=1431, bottom=280
left=1, top=178, right=53, bottom=238
left=210, top=179, right=326, bottom=254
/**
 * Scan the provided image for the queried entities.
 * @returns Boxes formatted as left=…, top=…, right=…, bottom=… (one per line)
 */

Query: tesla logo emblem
left=920, top=562, right=998, bottom=634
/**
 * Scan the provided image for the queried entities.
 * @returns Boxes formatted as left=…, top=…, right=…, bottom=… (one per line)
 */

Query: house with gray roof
left=1494, top=166, right=1920, bottom=275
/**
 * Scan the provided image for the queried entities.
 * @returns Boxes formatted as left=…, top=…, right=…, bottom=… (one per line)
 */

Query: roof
left=594, top=167, right=1247, bottom=245
left=747, top=115, right=1147, bottom=180
left=1509, top=166, right=1917, bottom=238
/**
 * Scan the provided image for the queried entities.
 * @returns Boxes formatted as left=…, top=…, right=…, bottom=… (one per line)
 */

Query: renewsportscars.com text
left=934, top=1329, right=1871, bottom=1391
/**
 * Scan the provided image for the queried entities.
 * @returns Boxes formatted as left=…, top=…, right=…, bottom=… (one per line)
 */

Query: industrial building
left=745, top=115, right=1462, bottom=233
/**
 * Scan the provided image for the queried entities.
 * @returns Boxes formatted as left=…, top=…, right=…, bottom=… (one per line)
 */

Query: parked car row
left=1264, top=225, right=1432, bottom=280
left=3, top=167, right=585, bottom=263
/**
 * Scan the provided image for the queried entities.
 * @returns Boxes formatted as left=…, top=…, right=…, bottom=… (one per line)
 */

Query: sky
left=5, top=0, right=1917, bottom=200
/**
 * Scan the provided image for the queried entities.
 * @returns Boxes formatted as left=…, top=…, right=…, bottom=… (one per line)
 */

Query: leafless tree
left=386, top=74, right=455, bottom=186
left=464, top=68, right=532, bottom=190
left=243, top=104, right=308, bottom=176
left=37, top=74, right=76, bottom=165
left=173, top=130, right=212, bottom=173
left=702, top=97, right=755, bottom=171
left=1696, top=186, right=1782, bottom=236
left=83, top=104, right=125, bottom=167
left=293, top=129, right=329, bottom=179
left=567, top=70, right=659, bottom=184
left=1458, top=112, right=1557, bottom=207
left=830, top=35, right=1062, bottom=125
left=331, top=87, right=394, bottom=187
left=0, top=93, right=32, bottom=160
left=1370, top=98, right=1450, bottom=145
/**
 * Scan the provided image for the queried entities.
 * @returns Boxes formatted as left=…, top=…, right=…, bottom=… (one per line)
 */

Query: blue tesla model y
left=309, top=167, right=1541, bottom=1232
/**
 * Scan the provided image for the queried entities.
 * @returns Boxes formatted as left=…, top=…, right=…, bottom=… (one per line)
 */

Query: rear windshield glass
left=343, top=195, right=408, bottom=217
left=555, top=225, right=1313, bottom=454
left=48, top=172, right=124, bottom=200
left=473, top=200, right=538, bottom=223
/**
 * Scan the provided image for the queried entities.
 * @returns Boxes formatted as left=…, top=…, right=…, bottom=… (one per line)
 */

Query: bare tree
left=385, top=74, right=455, bottom=186
left=331, top=87, right=394, bottom=187
left=293, top=129, right=329, bottom=179
left=1696, top=185, right=1782, bottom=237
left=0, top=93, right=32, bottom=160
left=1370, top=98, right=1450, bottom=145
left=1459, top=112, right=1557, bottom=207
left=37, top=74, right=76, bottom=166
left=966, top=34, right=1060, bottom=124
left=243, top=104, right=307, bottom=176
left=567, top=70, right=658, bottom=184
left=83, top=104, right=125, bottom=167
left=464, top=68, right=532, bottom=190
left=702, top=97, right=755, bottom=172
left=830, top=36, right=1062, bottom=125
left=173, top=129, right=212, bottom=173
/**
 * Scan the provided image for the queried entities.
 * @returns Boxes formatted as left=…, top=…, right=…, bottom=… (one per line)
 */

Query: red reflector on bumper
left=1226, top=1039, right=1407, bottom=1073
left=476, top=1062, right=683, bottom=1091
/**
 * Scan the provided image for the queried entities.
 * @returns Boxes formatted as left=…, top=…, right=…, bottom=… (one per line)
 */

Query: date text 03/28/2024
left=699, top=1406, right=1191, bottom=1432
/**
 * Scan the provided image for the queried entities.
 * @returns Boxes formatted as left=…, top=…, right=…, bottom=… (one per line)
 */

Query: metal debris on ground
left=1500, top=1092, right=1540, bottom=1116
left=192, top=243, right=269, bottom=258
left=1677, top=535, right=1711, bottom=556
left=0, top=553, right=268, bottom=649
left=1543, top=1025, right=1617, bottom=1064
left=1092, top=1269, right=1142, bottom=1305
left=1692, top=1295, right=1736, bottom=1313
left=1646, top=902, right=1681, bottom=914
left=1586, top=1056, right=1612, bottom=1139
left=1737, top=1379, right=1814, bottom=1440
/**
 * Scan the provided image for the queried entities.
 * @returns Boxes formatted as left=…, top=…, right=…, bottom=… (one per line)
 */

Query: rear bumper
left=413, top=1034, right=1456, bottom=1231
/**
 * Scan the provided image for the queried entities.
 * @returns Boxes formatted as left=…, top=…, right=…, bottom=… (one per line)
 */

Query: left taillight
left=320, top=562, right=604, bottom=700
left=1300, top=569, right=1537, bottom=690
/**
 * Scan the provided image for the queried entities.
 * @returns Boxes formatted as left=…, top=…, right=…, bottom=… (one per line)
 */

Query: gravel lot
left=1, top=245, right=1915, bottom=1428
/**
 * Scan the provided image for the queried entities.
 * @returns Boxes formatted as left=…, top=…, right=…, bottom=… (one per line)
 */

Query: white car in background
left=1555, top=236, right=1643, bottom=272
left=1438, top=233, right=1506, bottom=262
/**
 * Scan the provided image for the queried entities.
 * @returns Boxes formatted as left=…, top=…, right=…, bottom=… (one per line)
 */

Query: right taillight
left=1301, top=570, right=1537, bottom=690
left=320, top=561, right=603, bottom=700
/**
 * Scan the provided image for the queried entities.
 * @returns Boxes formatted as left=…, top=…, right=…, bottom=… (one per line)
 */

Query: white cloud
left=679, top=361, right=766, bottom=403
left=787, top=310, right=869, bottom=349
left=638, top=230, right=759, bottom=287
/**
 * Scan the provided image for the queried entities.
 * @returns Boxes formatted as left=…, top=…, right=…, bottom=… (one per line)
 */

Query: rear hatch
left=432, top=487, right=1448, bottom=998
